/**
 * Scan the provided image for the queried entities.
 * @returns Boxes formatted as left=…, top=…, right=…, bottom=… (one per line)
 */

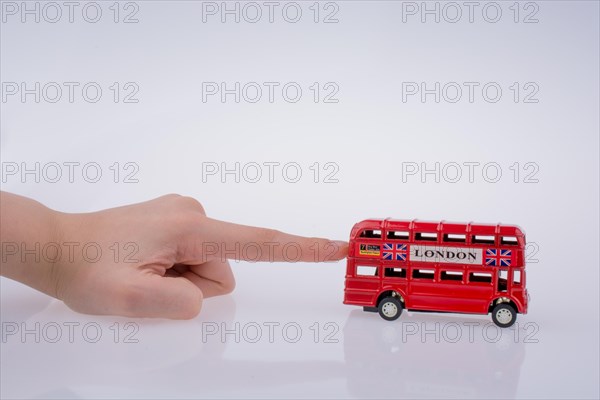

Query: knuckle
left=159, top=194, right=206, bottom=215
left=162, top=193, right=182, bottom=200
left=260, top=228, right=281, bottom=243
left=179, top=196, right=206, bottom=216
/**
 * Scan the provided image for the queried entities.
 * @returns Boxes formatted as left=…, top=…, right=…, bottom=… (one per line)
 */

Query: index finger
left=195, top=217, right=348, bottom=263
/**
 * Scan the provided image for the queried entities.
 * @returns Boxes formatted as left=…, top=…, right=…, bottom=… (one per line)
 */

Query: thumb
left=119, top=274, right=204, bottom=319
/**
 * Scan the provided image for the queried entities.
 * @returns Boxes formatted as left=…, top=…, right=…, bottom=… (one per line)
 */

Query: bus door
left=346, top=227, right=384, bottom=305
left=496, top=268, right=510, bottom=295
left=345, top=260, right=381, bottom=305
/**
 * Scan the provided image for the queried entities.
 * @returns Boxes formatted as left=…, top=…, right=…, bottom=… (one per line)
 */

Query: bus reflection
left=343, top=310, right=526, bottom=399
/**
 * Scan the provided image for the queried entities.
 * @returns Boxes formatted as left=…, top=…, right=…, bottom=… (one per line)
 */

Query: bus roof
left=351, top=218, right=524, bottom=237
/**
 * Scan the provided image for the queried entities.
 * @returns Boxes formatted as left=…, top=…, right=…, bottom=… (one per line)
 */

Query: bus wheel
left=492, top=304, right=517, bottom=328
left=378, top=297, right=402, bottom=321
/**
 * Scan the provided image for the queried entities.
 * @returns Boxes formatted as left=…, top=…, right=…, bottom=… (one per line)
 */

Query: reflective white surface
left=2, top=262, right=599, bottom=399
left=1, top=1, right=599, bottom=398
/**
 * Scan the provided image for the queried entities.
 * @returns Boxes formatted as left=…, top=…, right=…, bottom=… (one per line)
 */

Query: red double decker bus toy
left=344, top=219, right=529, bottom=327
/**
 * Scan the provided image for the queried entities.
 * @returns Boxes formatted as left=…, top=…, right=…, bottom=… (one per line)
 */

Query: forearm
left=0, top=191, right=63, bottom=298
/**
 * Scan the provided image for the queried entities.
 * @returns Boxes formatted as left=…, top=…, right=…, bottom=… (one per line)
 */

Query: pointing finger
left=195, top=218, right=348, bottom=262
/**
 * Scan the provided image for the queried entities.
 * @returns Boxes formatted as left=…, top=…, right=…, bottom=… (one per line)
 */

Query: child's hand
left=0, top=192, right=348, bottom=319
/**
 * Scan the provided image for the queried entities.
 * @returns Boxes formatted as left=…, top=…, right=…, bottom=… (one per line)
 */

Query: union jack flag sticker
left=382, top=243, right=407, bottom=261
left=485, top=249, right=512, bottom=267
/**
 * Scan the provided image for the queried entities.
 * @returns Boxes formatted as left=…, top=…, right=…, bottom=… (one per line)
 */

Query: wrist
left=1, top=192, right=68, bottom=299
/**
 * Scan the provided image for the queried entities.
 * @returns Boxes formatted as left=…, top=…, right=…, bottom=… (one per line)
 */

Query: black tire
left=491, top=303, right=517, bottom=328
left=378, top=296, right=403, bottom=321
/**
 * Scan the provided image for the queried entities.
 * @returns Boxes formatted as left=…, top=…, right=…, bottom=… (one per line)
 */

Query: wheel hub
left=496, top=308, right=512, bottom=324
left=382, top=302, right=398, bottom=317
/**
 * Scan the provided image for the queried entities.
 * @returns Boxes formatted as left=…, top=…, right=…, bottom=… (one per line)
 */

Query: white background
left=1, top=1, right=599, bottom=398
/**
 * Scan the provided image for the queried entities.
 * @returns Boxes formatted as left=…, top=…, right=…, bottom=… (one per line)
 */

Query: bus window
left=513, top=270, right=522, bottom=285
left=384, top=267, right=406, bottom=278
left=359, top=229, right=381, bottom=239
left=356, top=265, right=378, bottom=277
left=440, top=271, right=463, bottom=281
left=472, top=235, right=495, bottom=245
left=469, top=272, right=492, bottom=284
left=413, top=269, right=435, bottom=279
left=415, top=232, right=437, bottom=242
left=501, top=236, right=519, bottom=245
left=387, top=230, right=409, bottom=240
left=498, top=270, right=508, bottom=292
left=443, top=233, right=466, bottom=243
